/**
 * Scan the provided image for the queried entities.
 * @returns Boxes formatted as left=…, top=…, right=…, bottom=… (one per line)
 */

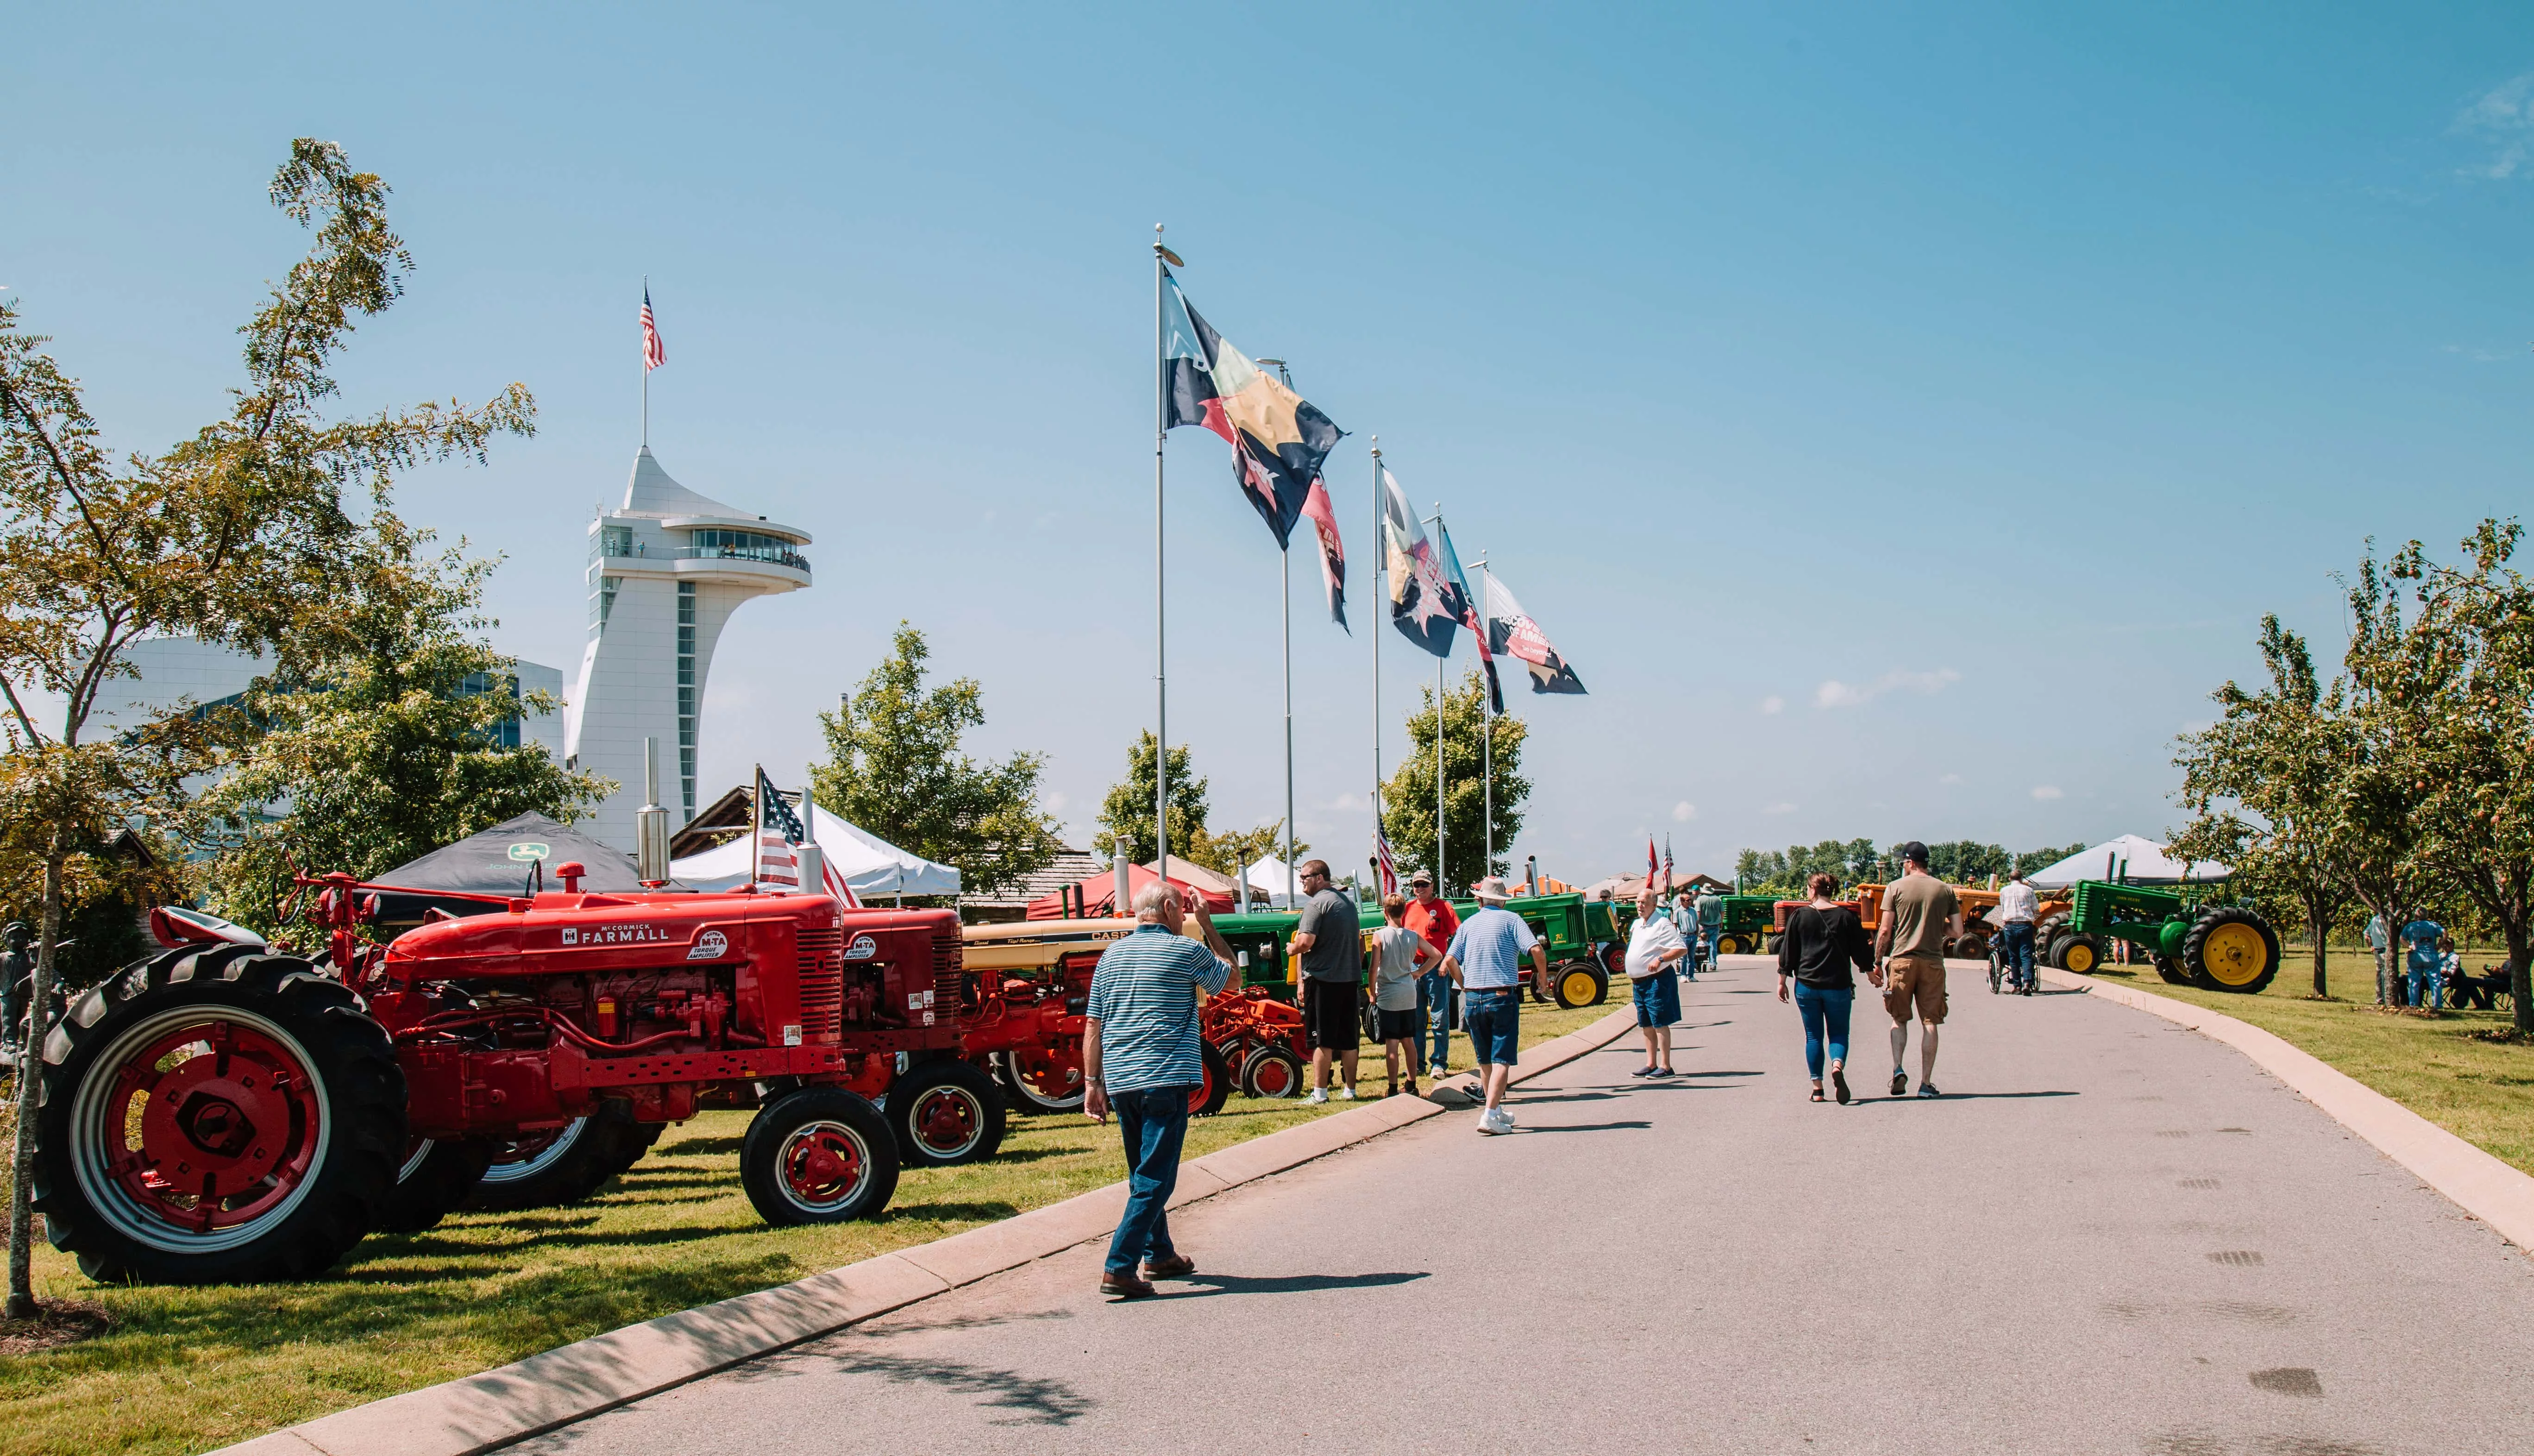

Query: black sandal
left=1810, top=1088, right=1826, bottom=1102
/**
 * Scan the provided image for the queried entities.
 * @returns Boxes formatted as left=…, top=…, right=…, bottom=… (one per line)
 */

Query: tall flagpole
left=1370, top=439, right=1382, bottom=894
left=640, top=275, right=649, bottom=449
left=1152, top=226, right=1171, bottom=888
left=1428, top=504, right=1446, bottom=893
left=1265, top=360, right=1298, bottom=911
left=1476, top=553, right=1492, bottom=881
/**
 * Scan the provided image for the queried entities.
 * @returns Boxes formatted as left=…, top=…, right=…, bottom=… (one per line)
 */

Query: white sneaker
left=1335, top=1087, right=1356, bottom=1101
left=1492, top=1107, right=1517, bottom=1127
left=1304, top=1088, right=1329, bottom=1104
left=1476, top=1109, right=1509, bottom=1135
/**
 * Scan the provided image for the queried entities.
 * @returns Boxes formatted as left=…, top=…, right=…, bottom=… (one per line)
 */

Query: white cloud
left=1939, top=773, right=1963, bottom=785
left=1330, top=792, right=1362, bottom=811
left=1759, top=695, right=1785, bottom=715
left=1672, top=800, right=1697, bottom=822
left=2456, top=73, right=2534, bottom=180
left=1763, top=801, right=1798, bottom=816
left=1043, top=790, right=1068, bottom=813
left=2030, top=785, right=2064, bottom=801
left=1815, top=667, right=1962, bottom=709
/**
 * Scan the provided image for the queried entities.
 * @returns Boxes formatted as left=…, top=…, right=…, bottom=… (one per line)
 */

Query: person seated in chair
left=2448, top=957, right=2513, bottom=1012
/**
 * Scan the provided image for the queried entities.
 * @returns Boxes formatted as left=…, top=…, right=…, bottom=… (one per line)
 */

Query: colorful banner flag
left=1299, top=477, right=1347, bottom=630
left=1379, top=467, right=1456, bottom=657
left=1159, top=270, right=1342, bottom=549
left=1435, top=523, right=1502, bottom=714
left=1480, top=570, right=1587, bottom=696
left=1647, top=836, right=1659, bottom=886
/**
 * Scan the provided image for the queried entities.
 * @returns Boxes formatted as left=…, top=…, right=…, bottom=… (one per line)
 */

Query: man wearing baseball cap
left=1403, top=871, right=1461, bottom=1079
left=1874, top=841, right=1961, bottom=1097
left=1439, top=877, right=1548, bottom=1134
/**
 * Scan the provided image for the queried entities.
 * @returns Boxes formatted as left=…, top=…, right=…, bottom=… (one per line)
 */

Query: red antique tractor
left=956, top=918, right=1245, bottom=1116
left=31, top=865, right=983, bottom=1285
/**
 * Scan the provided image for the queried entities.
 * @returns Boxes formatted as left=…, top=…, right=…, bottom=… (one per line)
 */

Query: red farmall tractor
left=30, top=866, right=985, bottom=1285
left=956, top=918, right=1252, bottom=1115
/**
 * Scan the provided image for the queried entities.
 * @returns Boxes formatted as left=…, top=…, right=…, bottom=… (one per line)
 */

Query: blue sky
left=9, top=3, right=2534, bottom=882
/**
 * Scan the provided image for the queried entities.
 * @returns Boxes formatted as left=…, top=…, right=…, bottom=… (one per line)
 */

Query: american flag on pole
left=753, top=766, right=804, bottom=891
left=1662, top=836, right=1675, bottom=897
left=641, top=287, right=666, bottom=371
left=1374, top=820, right=1399, bottom=898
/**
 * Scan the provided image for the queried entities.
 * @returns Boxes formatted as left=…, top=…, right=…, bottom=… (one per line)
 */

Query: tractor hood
left=383, top=889, right=841, bottom=980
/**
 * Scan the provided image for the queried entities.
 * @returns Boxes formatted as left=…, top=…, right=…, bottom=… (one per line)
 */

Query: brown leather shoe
left=1142, top=1253, right=1195, bottom=1280
left=1099, top=1271, right=1156, bottom=1299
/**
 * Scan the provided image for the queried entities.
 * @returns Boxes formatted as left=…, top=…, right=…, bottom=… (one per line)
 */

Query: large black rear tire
left=464, top=1101, right=645, bottom=1212
left=2183, top=907, right=2280, bottom=994
left=885, top=1057, right=1007, bottom=1166
left=1190, top=1038, right=1232, bottom=1116
left=741, top=1087, right=897, bottom=1226
left=33, top=945, right=405, bottom=1285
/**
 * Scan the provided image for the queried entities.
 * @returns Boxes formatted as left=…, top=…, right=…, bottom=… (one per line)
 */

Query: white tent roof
left=2026, top=835, right=2227, bottom=890
left=670, top=803, right=962, bottom=897
left=1241, top=858, right=1299, bottom=897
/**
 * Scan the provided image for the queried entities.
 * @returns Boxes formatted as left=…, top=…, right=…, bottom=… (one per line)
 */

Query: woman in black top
left=1776, top=872, right=1875, bottom=1104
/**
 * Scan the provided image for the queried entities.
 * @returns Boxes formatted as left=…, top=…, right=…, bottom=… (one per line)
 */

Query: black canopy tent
left=369, top=813, right=649, bottom=935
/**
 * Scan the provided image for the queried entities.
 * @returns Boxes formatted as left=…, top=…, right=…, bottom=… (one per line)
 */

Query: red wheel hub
left=781, top=1123, right=866, bottom=1206
left=1249, top=1052, right=1297, bottom=1098
left=110, top=1018, right=321, bottom=1233
left=912, top=1089, right=977, bottom=1153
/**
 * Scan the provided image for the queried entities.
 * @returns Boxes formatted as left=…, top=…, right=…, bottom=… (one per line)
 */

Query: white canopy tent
left=670, top=803, right=962, bottom=898
left=2026, top=835, right=2227, bottom=890
left=1241, top=857, right=1299, bottom=906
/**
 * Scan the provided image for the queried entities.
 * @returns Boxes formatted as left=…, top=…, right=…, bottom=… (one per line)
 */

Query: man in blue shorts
left=1440, top=877, right=1549, bottom=1135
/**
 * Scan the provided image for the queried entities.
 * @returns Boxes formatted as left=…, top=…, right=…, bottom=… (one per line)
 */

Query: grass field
left=2078, top=944, right=2534, bottom=1176
left=0, top=994, right=1619, bottom=1456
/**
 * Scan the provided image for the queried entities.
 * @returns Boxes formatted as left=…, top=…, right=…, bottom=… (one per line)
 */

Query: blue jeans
left=1702, top=926, right=1721, bottom=966
left=1105, top=1085, right=1191, bottom=1276
left=2001, top=922, right=2036, bottom=990
left=1418, top=970, right=1457, bottom=1073
left=2408, top=963, right=2444, bottom=1010
left=1463, top=987, right=1521, bottom=1066
left=1793, top=983, right=1852, bottom=1080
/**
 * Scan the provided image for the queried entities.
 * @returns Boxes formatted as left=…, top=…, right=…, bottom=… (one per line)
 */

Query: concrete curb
left=2039, top=966, right=2534, bottom=1253
left=215, top=1003, right=1638, bottom=1456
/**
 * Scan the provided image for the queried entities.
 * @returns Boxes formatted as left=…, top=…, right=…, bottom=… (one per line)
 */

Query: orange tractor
left=1772, top=883, right=2027, bottom=959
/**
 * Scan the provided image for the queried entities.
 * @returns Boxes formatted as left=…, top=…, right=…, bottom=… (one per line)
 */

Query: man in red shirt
left=1403, top=871, right=1462, bottom=1080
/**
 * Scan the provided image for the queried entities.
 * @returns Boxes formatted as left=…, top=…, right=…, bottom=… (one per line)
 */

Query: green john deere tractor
left=1709, top=895, right=1781, bottom=957
left=2049, top=880, right=2280, bottom=994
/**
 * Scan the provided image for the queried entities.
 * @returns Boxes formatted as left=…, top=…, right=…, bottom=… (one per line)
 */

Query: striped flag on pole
left=641, top=287, right=666, bottom=371
left=1374, top=820, right=1399, bottom=898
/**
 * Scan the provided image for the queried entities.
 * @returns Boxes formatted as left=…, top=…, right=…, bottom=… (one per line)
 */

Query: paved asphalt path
left=519, top=957, right=2534, bottom=1456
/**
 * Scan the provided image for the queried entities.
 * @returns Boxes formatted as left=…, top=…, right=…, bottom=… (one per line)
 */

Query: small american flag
left=640, top=287, right=666, bottom=372
left=1374, top=821, right=1398, bottom=898
left=754, top=766, right=803, bottom=890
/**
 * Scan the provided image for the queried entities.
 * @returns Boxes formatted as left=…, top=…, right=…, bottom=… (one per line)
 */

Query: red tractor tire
left=1239, top=1043, right=1305, bottom=1099
left=379, top=1138, right=495, bottom=1234
left=33, top=944, right=406, bottom=1285
left=464, top=1102, right=648, bottom=1212
left=741, top=1087, right=899, bottom=1226
left=995, top=1050, right=1087, bottom=1114
left=885, top=1057, right=1007, bottom=1166
left=1190, top=1039, right=1232, bottom=1117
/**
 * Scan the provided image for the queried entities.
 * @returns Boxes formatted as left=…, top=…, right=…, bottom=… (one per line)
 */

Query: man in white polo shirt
left=1439, top=878, right=1549, bottom=1135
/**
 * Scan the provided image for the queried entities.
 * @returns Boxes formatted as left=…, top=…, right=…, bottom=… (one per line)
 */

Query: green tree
left=198, top=517, right=611, bottom=934
left=2172, top=615, right=2355, bottom=997
left=2337, top=542, right=2447, bottom=1006
left=0, top=138, right=533, bottom=1316
left=809, top=623, right=1061, bottom=897
left=1092, top=731, right=1209, bottom=866
left=1380, top=669, right=1528, bottom=892
left=1181, top=818, right=1306, bottom=904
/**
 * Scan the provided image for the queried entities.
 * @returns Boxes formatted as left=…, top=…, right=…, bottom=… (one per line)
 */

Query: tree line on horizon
left=1730, top=839, right=2091, bottom=901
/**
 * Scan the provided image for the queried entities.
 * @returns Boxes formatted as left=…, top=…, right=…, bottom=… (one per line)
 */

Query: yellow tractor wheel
left=2057, top=935, right=2102, bottom=975
left=2184, top=908, right=2280, bottom=994
left=1554, top=963, right=1607, bottom=1010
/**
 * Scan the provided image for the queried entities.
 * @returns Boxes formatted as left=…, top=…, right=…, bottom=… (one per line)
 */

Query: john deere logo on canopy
left=508, top=842, right=551, bottom=862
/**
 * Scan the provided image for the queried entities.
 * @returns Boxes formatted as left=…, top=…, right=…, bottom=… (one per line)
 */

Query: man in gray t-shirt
left=1289, top=859, right=1366, bottom=1101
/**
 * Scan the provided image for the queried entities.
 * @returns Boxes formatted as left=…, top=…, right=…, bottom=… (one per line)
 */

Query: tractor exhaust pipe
left=637, top=737, right=671, bottom=886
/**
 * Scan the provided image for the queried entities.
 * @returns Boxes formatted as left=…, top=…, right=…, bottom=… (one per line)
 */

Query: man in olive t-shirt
left=1873, top=842, right=1961, bottom=1098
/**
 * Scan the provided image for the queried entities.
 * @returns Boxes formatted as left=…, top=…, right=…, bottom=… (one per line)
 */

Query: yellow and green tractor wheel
left=2184, top=908, right=2280, bottom=994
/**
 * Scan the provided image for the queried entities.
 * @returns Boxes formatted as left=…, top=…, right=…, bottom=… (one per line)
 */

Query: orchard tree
left=1092, top=731, right=1209, bottom=866
left=811, top=623, right=1061, bottom=896
left=1381, top=668, right=1529, bottom=893
left=2172, top=615, right=2354, bottom=997
left=2332, top=545, right=2444, bottom=1005
left=0, top=139, right=533, bottom=1318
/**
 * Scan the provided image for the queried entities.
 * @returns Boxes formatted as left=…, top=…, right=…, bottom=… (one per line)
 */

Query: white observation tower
left=566, top=447, right=810, bottom=851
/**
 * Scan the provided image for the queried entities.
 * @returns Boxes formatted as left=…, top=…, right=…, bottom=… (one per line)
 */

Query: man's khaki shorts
left=1883, top=956, right=1948, bottom=1025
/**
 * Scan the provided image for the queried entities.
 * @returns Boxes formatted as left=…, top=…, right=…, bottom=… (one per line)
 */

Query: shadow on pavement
left=1851, top=1091, right=2080, bottom=1104
left=751, top=1349, right=1096, bottom=1426
left=1167, top=1270, right=1430, bottom=1300
left=1517, top=1121, right=1653, bottom=1134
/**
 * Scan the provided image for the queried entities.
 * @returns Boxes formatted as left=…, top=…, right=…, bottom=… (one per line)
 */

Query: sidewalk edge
left=2040, top=966, right=2534, bottom=1252
left=220, top=1004, right=1637, bottom=1456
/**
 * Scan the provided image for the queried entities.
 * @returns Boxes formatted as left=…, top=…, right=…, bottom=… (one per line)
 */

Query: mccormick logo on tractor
left=843, top=934, right=879, bottom=960
left=558, top=924, right=676, bottom=947
left=687, top=929, right=729, bottom=961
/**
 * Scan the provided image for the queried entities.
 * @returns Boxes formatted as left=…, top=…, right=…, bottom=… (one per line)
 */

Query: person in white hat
left=1438, top=877, right=1548, bottom=1134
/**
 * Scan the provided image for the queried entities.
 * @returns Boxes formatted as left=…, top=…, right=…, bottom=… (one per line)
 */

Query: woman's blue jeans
left=1793, top=982, right=1852, bottom=1080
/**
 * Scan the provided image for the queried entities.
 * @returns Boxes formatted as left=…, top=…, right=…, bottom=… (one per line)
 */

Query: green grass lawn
left=0, top=995, right=1619, bottom=1456
left=2079, top=944, right=2534, bottom=1176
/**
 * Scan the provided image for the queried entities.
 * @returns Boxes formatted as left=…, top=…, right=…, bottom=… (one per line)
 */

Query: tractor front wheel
left=997, top=1049, right=1086, bottom=1114
left=1552, top=961, right=1607, bottom=1009
left=2184, top=907, right=2280, bottom=994
left=2153, top=954, right=2192, bottom=986
left=1715, top=934, right=1747, bottom=957
left=742, top=1087, right=898, bottom=1226
left=2056, top=935, right=2104, bottom=975
left=886, top=1057, right=1007, bottom=1166
left=465, top=1101, right=646, bottom=1212
left=1239, top=1043, right=1304, bottom=1099
left=34, top=945, right=405, bottom=1285
left=379, top=1138, right=494, bottom=1234
left=1189, top=1039, right=1233, bottom=1117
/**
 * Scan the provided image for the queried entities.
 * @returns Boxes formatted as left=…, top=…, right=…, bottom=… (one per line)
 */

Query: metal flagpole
left=1265, top=360, right=1298, bottom=911
left=1152, top=226, right=1171, bottom=887
left=1476, top=554, right=1492, bottom=881
left=640, top=275, right=649, bottom=449
left=1428, top=505, right=1446, bottom=891
left=1370, top=439, right=1382, bottom=891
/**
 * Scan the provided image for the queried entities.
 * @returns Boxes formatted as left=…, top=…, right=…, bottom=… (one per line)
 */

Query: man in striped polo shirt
left=1085, top=880, right=1234, bottom=1299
